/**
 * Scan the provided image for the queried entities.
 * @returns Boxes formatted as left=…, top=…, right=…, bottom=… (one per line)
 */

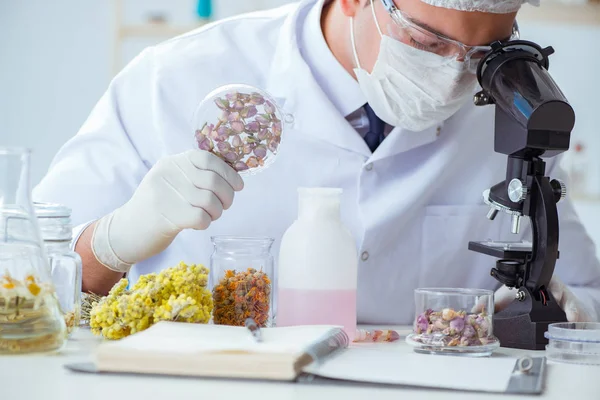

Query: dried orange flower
left=212, top=268, right=271, bottom=327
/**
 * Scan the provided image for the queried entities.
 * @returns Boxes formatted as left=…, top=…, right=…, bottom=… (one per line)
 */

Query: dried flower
left=228, top=111, right=241, bottom=122
left=442, top=308, right=457, bottom=321
left=226, top=92, right=239, bottom=102
left=242, top=144, right=253, bottom=155
left=256, top=114, right=270, bottom=126
left=267, top=138, right=280, bottom=153
left=245, top=121, right=260, bottom=133
left=197, top=136, right=214, bottom=151
left=449, top=316, right=465, bottom=333
left=231, top=134, right=243, bottom=148
left=224, top=151, right=239, bottom=162
left=253, top=145, right=267, bottom=159
left=197, top=90, right=286, bottom=172
left=89, top=262, right=213, bottom=340
left=241, top=106, right=258, bottom=118
left=215, top=98, right=229, bottom=110
left=354, top=329, right=400, bottom=343
left=462, top=324, right=476, bottom=338
left=219, top=110, right=230, bottom=122
left=264, top=100, right=276, bottom=114
left=230, top=121, right=245, bottom=134
left=257, top=128, right=269, bottom=141
left=234, top=161, right=249, bottom=171
left=217, top=141, right=231, bottom=153
left=412, top=307, right=492, bottom=348
left=246, top=156, right=259, bottom=168
left=272, top=121, right=282, bottom=137
left=217, top=125, right=232, bottom=138
left=416, top=313, right=428, bottom=333
left=249, top=93, right=265, bottom=105
left=212, top=268, right=271, bottom=327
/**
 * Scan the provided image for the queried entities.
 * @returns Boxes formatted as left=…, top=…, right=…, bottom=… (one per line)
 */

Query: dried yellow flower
left=90, top=262, right=213, bottom=340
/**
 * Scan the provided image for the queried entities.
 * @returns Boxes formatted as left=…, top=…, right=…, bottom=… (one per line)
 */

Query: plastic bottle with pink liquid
left=276, top=187, right=358, bottom=341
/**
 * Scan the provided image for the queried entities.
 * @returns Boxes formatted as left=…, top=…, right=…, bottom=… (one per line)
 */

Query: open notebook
left=68, top=321, right=546, bottom=394
left=89, top=321, right=348, bottom=381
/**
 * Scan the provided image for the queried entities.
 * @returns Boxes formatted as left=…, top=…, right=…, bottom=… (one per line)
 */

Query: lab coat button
left=436, top=126, right=442, bottom=136
left=365, top=163, right=373, bottom=171
left=361, top=251, right=369, bottom=261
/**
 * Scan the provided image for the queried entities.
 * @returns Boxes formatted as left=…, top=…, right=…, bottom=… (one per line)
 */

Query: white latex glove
left=494, top=277, right=592, bottom=322
left=92, top=150, right=244, bottom=272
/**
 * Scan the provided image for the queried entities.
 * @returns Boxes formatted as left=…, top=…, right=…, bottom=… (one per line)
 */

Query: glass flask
left=405, top=288, right=500, bottom=357
left=0, top=148, right=66, bottom=354
left=209, top=236, right=274, bottom=327
left=35, top=202, right=83, bottom=337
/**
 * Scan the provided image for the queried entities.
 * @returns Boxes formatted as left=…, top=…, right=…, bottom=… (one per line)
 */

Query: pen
left=245, top=318, right=263, bottom=342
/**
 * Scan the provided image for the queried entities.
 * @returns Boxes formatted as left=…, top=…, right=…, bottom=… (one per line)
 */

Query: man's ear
left=339, top=0, right=368, bottom=17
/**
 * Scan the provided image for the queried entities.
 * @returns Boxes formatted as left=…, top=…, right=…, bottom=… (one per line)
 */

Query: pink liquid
left=277, top=288, right=357, bottom=342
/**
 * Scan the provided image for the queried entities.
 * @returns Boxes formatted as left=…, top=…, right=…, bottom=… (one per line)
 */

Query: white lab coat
left=33, top=0, right=600, bottom=324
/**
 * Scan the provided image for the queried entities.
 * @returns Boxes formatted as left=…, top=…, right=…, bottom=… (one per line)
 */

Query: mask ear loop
left=370, top=0, right=384, bottom=37
left=351, top=0, right=384, bottom=70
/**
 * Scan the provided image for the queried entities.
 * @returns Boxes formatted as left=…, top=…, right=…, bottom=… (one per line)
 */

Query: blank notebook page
left=98, top=322, right=340, bottom=355
left=304, top=347, right=517, bottom=392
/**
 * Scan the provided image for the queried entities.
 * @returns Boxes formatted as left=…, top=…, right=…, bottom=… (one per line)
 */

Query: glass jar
left=35, top=203, right=82, bottom=337
left=209, top=236, right=274, bottom=327
left=0, top=147, right=66, bottom=354
left=405, top=288, right=500, bottom=356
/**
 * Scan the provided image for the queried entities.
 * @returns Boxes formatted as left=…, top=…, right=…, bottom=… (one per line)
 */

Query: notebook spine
left=304, top=328, right=349, bottom=364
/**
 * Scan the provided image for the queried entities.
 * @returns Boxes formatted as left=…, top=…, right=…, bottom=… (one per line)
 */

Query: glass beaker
left=209, top=236, right=274, bottom=327
left=0, top=148, right=66, bottom=354
left=35, top=202, right=83, bottom=337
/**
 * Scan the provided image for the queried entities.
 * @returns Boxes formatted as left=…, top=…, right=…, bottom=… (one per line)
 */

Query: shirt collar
left=299, top=0, right=366, bottom=118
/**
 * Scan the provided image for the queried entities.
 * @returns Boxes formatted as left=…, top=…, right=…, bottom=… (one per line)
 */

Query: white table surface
left=2, top=325, right=600, bottom=400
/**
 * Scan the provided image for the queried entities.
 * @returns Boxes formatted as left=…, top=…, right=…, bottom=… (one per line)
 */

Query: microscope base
left=494, top=313, right=550, bottom=350
left=493, top=292, right=567, bottom=350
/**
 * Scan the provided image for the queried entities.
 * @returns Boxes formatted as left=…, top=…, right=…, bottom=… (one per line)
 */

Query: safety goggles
left=378, top=0, right=520, bottom=72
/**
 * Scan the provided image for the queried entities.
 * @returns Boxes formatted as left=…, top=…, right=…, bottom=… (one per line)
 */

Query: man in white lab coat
left=33, top=0, right=600, bottom=324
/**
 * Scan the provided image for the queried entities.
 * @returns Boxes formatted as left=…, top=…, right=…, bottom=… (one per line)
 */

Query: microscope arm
left=523, top=173, right=560, bottom=297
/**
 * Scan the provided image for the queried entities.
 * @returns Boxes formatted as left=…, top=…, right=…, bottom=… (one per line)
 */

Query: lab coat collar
left=266, top=0, right=371, bottom=157
left=266, top=0, right=443, bottom=160
left=369, top=123, right=444, bottom=163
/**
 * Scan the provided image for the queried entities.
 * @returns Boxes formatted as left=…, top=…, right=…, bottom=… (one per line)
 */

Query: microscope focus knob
left=550, top=179, right=567, bottom=203
left=508, top=179, right=528, bottom=203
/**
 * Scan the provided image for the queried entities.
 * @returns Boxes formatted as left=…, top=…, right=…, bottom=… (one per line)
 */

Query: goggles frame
left=379, top=0, right=520, bottom=72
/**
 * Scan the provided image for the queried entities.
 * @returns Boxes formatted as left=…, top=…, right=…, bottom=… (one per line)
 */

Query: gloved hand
left=494, top=276, right=592, bottom=322
left=92, top=150, right=244, bottom=272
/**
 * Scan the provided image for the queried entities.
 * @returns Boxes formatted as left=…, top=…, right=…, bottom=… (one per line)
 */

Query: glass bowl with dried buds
left=406, top=288, right=500, bottom=357
left=193, top=84, right=292, bottom=174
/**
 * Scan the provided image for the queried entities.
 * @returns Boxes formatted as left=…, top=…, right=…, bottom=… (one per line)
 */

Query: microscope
left=468, top=40, right=575, bottom=350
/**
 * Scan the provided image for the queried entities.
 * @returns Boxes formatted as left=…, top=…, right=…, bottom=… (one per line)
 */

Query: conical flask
left=0, top=147, right=66, bottom=354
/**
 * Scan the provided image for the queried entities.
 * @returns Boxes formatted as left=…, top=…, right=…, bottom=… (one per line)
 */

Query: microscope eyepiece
left=474, top=40, right=575, bottom=158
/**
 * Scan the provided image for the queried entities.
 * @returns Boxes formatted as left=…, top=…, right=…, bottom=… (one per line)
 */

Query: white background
left=0, top=0, right=598, bottom=255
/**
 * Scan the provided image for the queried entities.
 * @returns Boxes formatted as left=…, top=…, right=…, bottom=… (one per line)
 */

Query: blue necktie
left=363, top=103, right=386, bottom=153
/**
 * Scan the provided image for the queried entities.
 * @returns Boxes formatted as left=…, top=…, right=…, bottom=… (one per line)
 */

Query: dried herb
left=212, top=268, right=271, bottom=327
left=89, top=262, right=213, bottom=340
left=195, top=91, right=282, bottom=172
left=413, top=308, right=492, bottom=347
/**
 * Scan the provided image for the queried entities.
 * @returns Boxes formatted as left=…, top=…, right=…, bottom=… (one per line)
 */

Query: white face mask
left=350, top=6, right=478, bottom=131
